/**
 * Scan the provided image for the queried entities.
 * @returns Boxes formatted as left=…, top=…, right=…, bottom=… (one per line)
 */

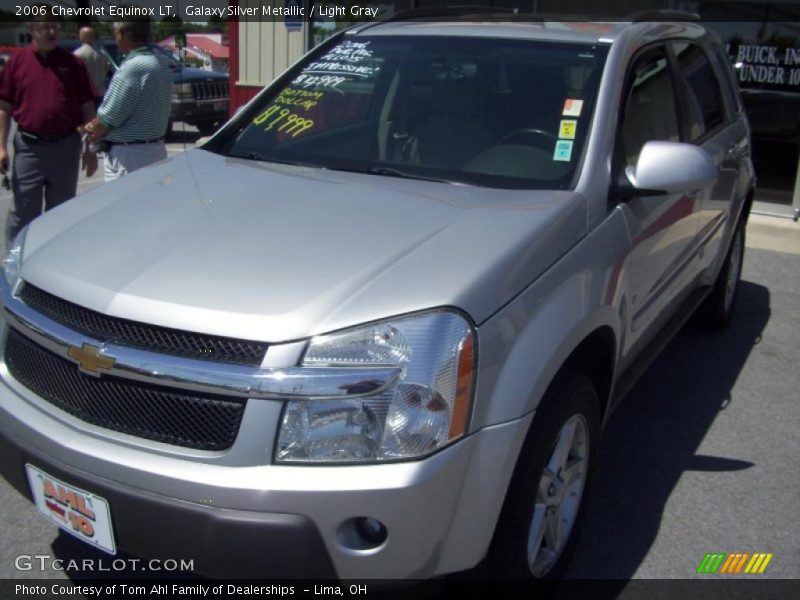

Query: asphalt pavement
left=0, top=136, right=797, bottom=591
left=565, top=239, right=800, bottom=580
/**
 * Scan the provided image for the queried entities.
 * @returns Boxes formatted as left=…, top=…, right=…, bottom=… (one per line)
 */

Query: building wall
left=229, top=0, right=306, bottom=113
left=0, top=26, right=29, bottom=47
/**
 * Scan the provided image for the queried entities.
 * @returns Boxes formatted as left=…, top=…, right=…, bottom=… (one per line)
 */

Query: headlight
left=3, top=226, right=28, bottom=289
left=276, top=310, right=475, bottom=464
left=171, top=83, right=193, bottom=99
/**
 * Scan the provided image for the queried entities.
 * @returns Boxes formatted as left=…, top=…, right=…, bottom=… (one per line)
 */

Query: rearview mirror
left=623, top=141, right=717, bottom=196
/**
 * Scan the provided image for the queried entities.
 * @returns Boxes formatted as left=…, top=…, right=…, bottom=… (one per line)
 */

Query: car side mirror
left=616, top=141, right=718, bottom=198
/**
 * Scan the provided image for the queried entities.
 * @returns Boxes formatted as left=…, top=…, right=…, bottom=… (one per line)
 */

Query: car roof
left=347, top=18, right=709, bottom=48
left=348, top=20, right=624, bottom=44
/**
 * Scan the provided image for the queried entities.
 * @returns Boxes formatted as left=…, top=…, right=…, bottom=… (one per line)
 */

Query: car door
left=614, top=44, right=702, bottom=365
left=670, top=41, right=747, bottom=274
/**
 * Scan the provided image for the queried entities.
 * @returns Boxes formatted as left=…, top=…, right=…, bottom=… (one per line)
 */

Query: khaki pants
left=104, top=143, right=167, bottom=182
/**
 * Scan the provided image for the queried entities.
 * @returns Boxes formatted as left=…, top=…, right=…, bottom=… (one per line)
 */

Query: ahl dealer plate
left=25, top=464, right=116, bottom=555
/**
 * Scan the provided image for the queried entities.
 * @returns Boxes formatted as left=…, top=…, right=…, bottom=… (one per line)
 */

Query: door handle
left=725, top=141, right=747, bottom=161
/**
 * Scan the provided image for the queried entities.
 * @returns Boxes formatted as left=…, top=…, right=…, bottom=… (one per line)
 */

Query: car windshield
left=215, top=35, right=608, bottom=189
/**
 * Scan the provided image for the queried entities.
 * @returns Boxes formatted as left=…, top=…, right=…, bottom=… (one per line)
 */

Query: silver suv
left=0, top=12, right=753, bottom=581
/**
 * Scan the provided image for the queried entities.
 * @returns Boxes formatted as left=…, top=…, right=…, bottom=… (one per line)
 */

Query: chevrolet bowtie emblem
left=67, top=343, right=116, bottom=376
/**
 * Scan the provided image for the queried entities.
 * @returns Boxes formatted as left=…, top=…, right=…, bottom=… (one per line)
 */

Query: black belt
left=106, top=138, right=164, bottom=147
left=18, top=129, right=76, bottom=144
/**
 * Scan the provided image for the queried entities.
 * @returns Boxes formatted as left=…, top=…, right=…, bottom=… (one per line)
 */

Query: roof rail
left=383, top=6, right=518, bottom=23
left=626, top=9, right=700, bottom=22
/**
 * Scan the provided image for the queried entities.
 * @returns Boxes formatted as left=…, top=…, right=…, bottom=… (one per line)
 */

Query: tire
left=483, top=369, right=600, bottom=582
left=694, top=218, right=746, bottom=331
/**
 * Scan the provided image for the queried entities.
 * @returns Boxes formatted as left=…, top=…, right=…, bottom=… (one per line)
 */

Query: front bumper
left=0, top=426, right=335, bottom=579
left=0, top=353, right=532, bottom=580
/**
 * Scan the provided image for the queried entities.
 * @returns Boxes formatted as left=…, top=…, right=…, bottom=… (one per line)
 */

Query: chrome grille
left=193, top=81, right=228, bottom=101
left=4, top=328, right=246, bottom=451
left=18, top=284, right=267, bottom=365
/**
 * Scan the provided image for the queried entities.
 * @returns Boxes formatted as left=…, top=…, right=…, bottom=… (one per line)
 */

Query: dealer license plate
left=25, top=464, right=116, bottom=555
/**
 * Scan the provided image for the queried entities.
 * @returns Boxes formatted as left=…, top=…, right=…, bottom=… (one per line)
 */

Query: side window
left=712, top=45, right=741, bottom=116
left=671, top=42, right=726, bottom=141
left=619, top=46, right=680, bottom=169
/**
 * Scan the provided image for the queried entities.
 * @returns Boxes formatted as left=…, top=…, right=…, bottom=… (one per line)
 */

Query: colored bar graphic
left=745, top=554, right=763, bottom=573
left=734, top=553, right=750, bottom=573
left=720, top=553, right=737, bottom=574
left=745, top=553, right=774, bottom=574
left=758, top=554, right=774, bottom=573
left=700, top=552, right=773, bottom=575
left=697, top=553, right=727, bottom=574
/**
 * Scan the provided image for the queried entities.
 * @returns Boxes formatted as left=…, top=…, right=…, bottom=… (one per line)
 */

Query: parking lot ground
left=565, top=218, right=800, bottom=581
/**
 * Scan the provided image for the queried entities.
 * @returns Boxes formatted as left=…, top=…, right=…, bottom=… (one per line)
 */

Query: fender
left=471, top=208, right=630, bottom=430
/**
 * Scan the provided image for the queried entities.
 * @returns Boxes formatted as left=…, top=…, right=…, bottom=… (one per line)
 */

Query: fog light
left=356, top=517, right=387, bottom=545
left=337, top=517, right=388, bottom=551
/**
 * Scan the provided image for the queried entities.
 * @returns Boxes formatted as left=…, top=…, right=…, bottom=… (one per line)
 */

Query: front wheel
left=484, top=370, right=600, bottom=581
left=694, top=218, right=746, bottom=330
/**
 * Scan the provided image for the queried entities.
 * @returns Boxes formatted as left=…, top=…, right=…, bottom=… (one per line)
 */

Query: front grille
left=18, top=284, right=267, bottom=366
left=193, top=81, right=228, bottom=101
left=4, top=328, right=246, bottom=451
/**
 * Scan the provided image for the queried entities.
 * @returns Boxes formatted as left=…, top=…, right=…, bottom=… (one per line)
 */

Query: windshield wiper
left=331, top=165, right=458, bottom=185
left=232, top=156, right=458, bottom=184
left=233, top=153, right=320, bottom=169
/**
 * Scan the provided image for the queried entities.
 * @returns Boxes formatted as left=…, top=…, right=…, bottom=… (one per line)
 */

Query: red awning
left=186, top=35, right=229, bottom=59
left=158, top=34, right=229, bottom=60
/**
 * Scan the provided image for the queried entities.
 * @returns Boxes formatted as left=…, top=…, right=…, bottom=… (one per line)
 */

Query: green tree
left=154, top=15, right=183, bottom=42
left=206, top=15, right=227, bottom=34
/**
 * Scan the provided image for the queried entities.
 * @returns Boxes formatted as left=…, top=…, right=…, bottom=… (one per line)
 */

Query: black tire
left=694, top=218, right=746, bottom=331
left=483, top=369, right=600, bottom=582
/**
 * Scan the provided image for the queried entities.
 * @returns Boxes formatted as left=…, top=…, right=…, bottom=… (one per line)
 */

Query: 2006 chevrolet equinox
left=0, top=10, right=754, bottom=582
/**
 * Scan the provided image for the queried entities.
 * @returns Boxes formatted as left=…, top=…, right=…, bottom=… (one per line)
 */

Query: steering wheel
left=498, top=128, right=558, bottom=150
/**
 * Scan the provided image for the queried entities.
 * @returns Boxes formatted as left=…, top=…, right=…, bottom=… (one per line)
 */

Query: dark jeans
left=6, top=131, right=81, bottom=247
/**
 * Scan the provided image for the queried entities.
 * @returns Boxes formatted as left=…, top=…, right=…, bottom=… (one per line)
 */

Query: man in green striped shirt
left=85, top=17, right=171, bottom=182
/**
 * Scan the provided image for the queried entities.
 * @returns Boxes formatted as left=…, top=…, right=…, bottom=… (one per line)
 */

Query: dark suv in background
left=61, top=40, right=229, bottom=136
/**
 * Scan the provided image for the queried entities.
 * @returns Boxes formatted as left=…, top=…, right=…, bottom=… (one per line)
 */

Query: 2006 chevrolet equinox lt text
left=0, top=11, right=753, bottom=582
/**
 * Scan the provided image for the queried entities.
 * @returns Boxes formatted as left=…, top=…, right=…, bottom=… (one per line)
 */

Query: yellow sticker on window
left=559, top=120, right=577, bottom=140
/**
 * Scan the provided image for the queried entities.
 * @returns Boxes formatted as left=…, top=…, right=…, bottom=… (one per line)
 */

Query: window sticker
left=300, top=41, right=380, bottom=84
left=253, top=105, right=314, bottom=137
left=562, top=98, right=584, bottom=117
left=249, top=41, right=380, bottom=139
left=559, top=119, right=577, bottom=140
left=553, top=140, right=574, bottom=162
left=274, top=88, right=324, bottom=111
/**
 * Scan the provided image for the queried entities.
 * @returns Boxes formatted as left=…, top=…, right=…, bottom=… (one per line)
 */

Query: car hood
left=21, top=150, right=587, bottom=342
left=178, top=67, right=228, bottom=82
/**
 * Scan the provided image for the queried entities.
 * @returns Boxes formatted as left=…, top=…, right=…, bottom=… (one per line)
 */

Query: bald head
left=79, top=27, right=95, bottom=44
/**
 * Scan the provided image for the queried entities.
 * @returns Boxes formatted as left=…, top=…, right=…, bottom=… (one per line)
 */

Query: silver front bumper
left=0, top=335, right=532, bottom=578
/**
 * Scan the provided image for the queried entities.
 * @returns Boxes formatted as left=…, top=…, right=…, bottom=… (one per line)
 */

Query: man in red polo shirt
left=0, top=7, right=98, bottom=248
